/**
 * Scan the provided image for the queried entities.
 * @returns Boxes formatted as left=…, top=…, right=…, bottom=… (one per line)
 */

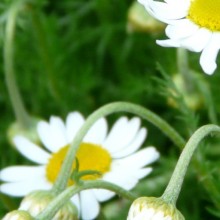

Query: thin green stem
left=177, top=48, right=194, bottom=93
left=30, top=8, right=60, bottom=101
left=52, top=101, right=185, bottom=194
left=36, top=180, right=136, bottom=220
left=161, top=124, right=220, bottom=205
left=4, top=1, right=31, bottom=128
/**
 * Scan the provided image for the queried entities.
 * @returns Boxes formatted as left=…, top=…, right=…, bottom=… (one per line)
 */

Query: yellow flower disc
left=187, top=0, right=220, bottom=31
left=46, top=143, right=112, bottom=185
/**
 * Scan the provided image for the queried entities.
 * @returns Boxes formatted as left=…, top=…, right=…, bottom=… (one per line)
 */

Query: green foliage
left=1, top=0, right=220, bottom=219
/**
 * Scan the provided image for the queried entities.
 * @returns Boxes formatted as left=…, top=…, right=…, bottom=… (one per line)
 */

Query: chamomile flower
left=0, top=112, right=159, bottom=220
left=139, top=0, right=220, bottom=75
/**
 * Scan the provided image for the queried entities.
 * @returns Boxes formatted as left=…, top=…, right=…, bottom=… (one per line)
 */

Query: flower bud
left=167, top=74, right=203, bottom=111
left=127, top=197, right=184, bottom=220
left=7, top=117, right=41, bottom=146
left=19, top=190, right=78, bottom=220
left=127, top=2, right=164, bottom=34
left=2, top=210, right=33, bottom=220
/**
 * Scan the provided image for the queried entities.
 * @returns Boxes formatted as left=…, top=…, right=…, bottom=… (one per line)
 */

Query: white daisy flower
left=0, top=112, right=159, bottom=220
left=139, top=0, right=220, bottom=75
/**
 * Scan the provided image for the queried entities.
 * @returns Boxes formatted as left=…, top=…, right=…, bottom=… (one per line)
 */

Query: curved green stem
left=52, top=101, right=185, bottom=194
left=161, top=124, right=220, bottom=205
left=36, top=180, right=136, bottom=220
left=4, top=1, right=31, bottom=128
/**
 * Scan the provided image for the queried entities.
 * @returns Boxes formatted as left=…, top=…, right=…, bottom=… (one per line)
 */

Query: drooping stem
left=177, top=48, right=194, bottom=93
left=36, top=180, right=136, bottom=220
left=161, top=124, right=220, bottom=205
left=4, top=1, right=31, bottom=128
left=52, top=101, right=185, bottom=194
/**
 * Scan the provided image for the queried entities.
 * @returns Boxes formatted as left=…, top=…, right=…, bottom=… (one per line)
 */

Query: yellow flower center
left=46, top=143, right=112, bottom=185
left=187, top=0, right=220, bottom=31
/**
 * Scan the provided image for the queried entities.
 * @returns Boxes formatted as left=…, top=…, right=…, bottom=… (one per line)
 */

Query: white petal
left=70, top=194, right=80, bottom=215
left=93, top=188, right=115, bottom=202
left=0, top=166, right=45, bottom=182
left=103, top=165, right=152, bottom=190
left=165, top=19, right=198, bottom=40
left=103, top=117, right=142, bottom=154
left=84, top=118, right=108, bottom=144
left=102, top=171, right=138, bottom=191
left=180, top=28, right=212, bottom=52
left=80, top=190, right=100, bottom=220
left=148, top=1, right=188, bottom=20
left=133, top=167, right=153, bottom=179
left=112, top=128, right=147, bottom=158
left=13, top=136, right=50, bottom=164
left=66, top=112, right=85, bottom=143
left=103, top=117, right=128, bottom=151
left=0, top=178, right=51, bottom=197
left=156, top=39, right=181, bottom=47
left=113, top=147, right=159, bottom=169
left=48, top=116, right=68, bottom=149
left=37, top=121, right=54, bottom=152
left=200, top=33, right=220, bottom=75
left=37, top=116, right=68, bottom=152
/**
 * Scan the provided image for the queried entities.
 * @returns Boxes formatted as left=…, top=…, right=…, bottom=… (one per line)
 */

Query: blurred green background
left=1, top=0, right=220, bottom=219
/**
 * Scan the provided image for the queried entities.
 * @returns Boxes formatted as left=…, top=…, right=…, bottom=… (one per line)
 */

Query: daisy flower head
left=0, top=112, right=160, bottom=220
left=139, top=0, right=220, bottom=75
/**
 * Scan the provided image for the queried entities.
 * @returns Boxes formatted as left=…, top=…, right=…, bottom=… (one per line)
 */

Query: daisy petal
left=103, top=171, right=138, bottom=191
left=0, top=178, right=51, bottom=197
left=103, top=117, right=141, bottom=153
left=133, top=167, right=153, bottom=179
left=13, top=136, right=50, bottom=164
left=37, top=121, right=54, bottom=152
left=112, top=128, right=147, bottom=158
left=84, top=118, right=108, bottom=144
left=38, top=116, right=68, bottom=152
left=93, top=189, right=115, bottom=202
left=165, top=19, right=198, bottom=40
left=48, top=116, right=68, bottom=149
left=113, top=147, right=159, bottom=169
left=66, top=112, right=85, bottom=143
left=200, top=33, right=220, bottom=75
left=80, top=190, right=100, bottom=220
left=156, top=39, right=181, bottom=47
left=180, top=28, right=212, bottom=52
left=0, top=166, right=45, bottom=182
left=70, top=194, right=81, bottom=215
left=148, top=1, right=187, bottom=20
left=103, top=117, right=128, bottom=151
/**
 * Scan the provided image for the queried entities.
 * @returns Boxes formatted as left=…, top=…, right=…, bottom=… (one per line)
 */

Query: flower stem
left=4, top=1, right=31, bottom=129
left=161, top=124, right=220, bottom=205
left=52, top=101, right=185, bottom=194
left=177, top=48, right=194, bottom=93
left=36, top=180, right=136, bottom=220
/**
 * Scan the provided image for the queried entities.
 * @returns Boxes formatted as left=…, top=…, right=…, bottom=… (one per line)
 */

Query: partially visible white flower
left=139, top=0, right=220, bottom=75
left=127, top=197, right=184, bottom=220
left=2, top=210, right=33, bottom=220
left=0, top=112, right=159, bottom=220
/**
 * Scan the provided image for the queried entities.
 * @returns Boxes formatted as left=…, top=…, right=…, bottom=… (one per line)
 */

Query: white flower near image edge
left=0, top=112, right=159, bottom=220
left=139, top=0, right=220, bottom=75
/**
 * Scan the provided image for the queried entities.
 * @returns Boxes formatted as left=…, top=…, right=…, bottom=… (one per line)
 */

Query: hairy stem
left=162, top=124, right=220, bottom=204
left=36, top=180, right=136, bottom=220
